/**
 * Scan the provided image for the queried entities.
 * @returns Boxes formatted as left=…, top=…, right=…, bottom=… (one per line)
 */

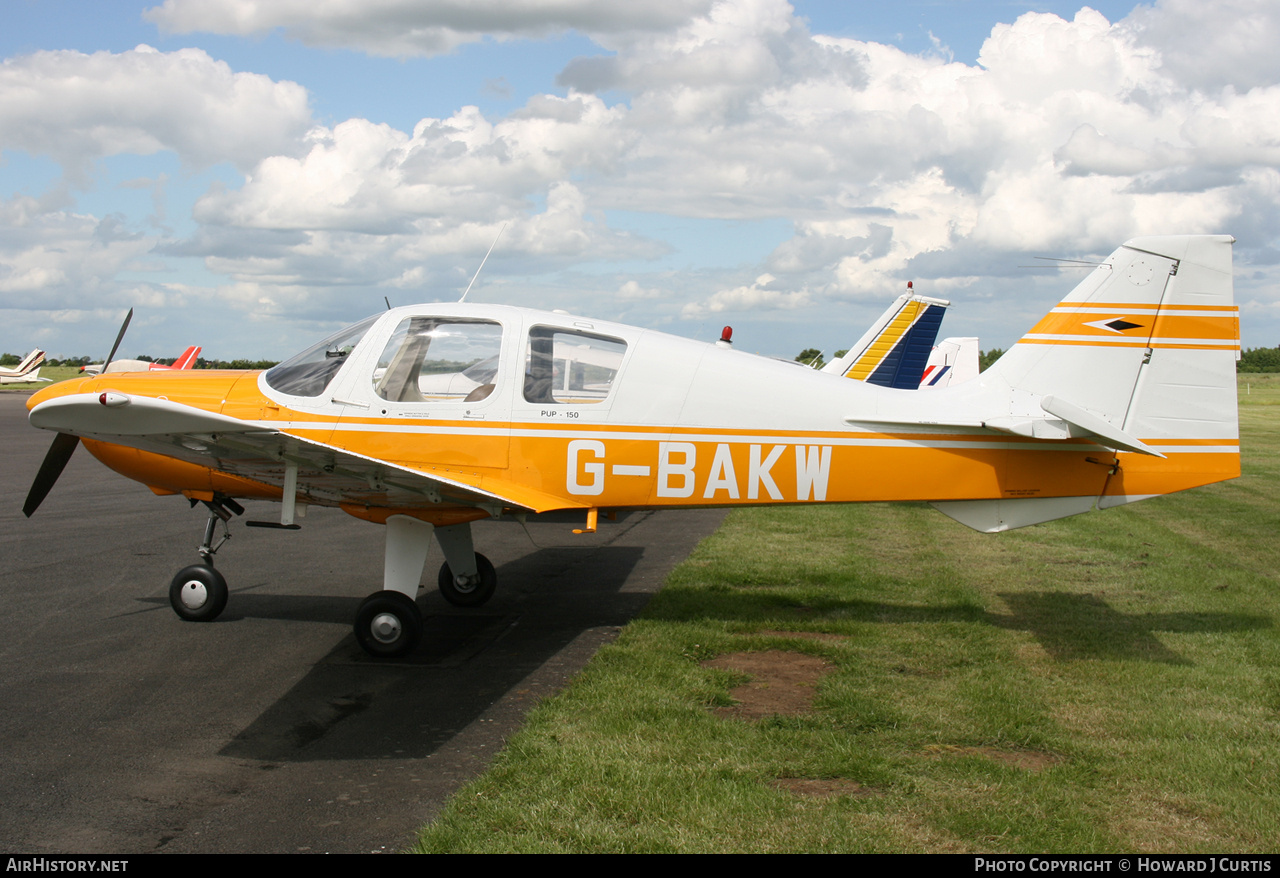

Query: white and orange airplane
left=23, top=235, right=1240, bottom=657
left=80, top=344, right=202, bottom=375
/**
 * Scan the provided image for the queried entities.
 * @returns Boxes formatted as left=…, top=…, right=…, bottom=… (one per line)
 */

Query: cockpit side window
left=373, top=318, right=503, bottom=403
left=523, top=327, right=626, bottom=404
left=264, top=314, right=380, bottom=398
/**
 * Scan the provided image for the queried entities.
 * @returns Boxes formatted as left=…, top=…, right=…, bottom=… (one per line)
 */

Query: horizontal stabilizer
left=845, top=394, right=1166, bottom=457
left=844, top=415, right=984, bottom=432
left=1039, top=395, right=1164, bottom=458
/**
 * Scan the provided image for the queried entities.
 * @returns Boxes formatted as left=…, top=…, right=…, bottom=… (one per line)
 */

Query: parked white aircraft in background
left=0, top=350, right=51, bottom=385
left=81, top=345, right=201, bottom=376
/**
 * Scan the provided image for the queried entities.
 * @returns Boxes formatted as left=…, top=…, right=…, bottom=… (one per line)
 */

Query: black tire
left=354, top=591, right=423, bottom=658
left=169, top=564, right=229, bottom=622
left=438, top=552, right=497, bottom=607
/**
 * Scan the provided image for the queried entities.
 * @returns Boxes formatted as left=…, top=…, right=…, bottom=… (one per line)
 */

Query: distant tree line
left=1238, top=346, right=1280, bottom=372
left=794, top=348, right=825, bottom=369
left=978, top=348, right=1004, bottom=372
left=194, top=358, right=280, bottom=370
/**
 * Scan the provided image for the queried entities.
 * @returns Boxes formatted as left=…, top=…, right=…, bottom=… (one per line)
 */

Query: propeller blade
left=103, top=308, right=133, bottom=373
left=23, top=432, right=80, bottom=517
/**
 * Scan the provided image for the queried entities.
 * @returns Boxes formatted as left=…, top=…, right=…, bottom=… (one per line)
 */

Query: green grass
left=414, top=377, right=1280, bottom=852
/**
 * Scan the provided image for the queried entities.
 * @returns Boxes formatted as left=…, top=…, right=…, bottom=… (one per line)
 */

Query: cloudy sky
left=3, top=0, right=1278, bottom=363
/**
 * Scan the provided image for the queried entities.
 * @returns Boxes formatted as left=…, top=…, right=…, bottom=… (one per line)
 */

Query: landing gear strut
left=434, top=522, right=497, bottom=608
left=438, top=553, right=496, bottom=607
left=353, top=515, right=431, bottom=657
left=349, top=517, right=502, bottom=657
left=167, top=496, right=243, bottom=623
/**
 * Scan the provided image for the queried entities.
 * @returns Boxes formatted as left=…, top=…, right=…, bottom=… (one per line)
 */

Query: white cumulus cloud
left=0, top=45, right=311, bottom=174
left=682, top=272, right=810, bottom=318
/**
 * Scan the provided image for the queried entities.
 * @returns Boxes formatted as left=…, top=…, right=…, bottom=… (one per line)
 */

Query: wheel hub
left=369, top=612, right=402, bottom=644
left=453, top=574, right=478, bottom=593
left=179, top=581, right=209, bottom=610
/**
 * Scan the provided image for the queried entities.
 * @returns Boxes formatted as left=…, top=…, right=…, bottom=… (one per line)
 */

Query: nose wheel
left=354, top=591, right=423, bottom=657
left=169, top=564, right=229, bottom=622
left=168, top=497, right=242, bottom=623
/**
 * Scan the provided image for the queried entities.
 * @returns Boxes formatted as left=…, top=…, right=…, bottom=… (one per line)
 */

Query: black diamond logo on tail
left=1106, top=319, right=1143, bottom=332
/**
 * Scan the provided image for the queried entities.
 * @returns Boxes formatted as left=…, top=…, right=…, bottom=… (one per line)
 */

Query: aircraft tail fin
left=934, top=235, right=1239, bottom=532
left=919, top=337, right=979, bottom=388
left=20, top=348, right=45, bottom=373
left=822, top=292, right=949, bottom=389
left=172, top=346, right=201, bottom=370
left=14, top=349, right=45, bottom=375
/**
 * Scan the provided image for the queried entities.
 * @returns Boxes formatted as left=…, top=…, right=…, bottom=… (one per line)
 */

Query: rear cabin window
left=372, top=318, right=503, bottom=403
left=523, top=327, right=625, bottom=404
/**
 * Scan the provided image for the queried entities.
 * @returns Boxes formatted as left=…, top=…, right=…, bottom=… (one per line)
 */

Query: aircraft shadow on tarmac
left=218, top=543, right=648, bottom=763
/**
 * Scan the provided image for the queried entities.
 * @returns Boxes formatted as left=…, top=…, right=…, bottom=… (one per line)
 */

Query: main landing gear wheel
left=354, top=591, right=423, bottom=658
left=169, top=564, right=229, bottom=622
left=438, top=552, right=497, bottom=607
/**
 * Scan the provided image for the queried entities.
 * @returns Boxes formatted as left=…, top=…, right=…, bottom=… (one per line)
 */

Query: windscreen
left=264, top=314, right=380, bottom=397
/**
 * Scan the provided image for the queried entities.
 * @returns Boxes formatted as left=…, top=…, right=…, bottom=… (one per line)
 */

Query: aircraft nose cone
left=27, top=377, right=92, bottom=412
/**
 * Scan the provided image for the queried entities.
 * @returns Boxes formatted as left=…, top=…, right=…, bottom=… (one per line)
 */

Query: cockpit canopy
left=263, top=306, right=630, bottom=408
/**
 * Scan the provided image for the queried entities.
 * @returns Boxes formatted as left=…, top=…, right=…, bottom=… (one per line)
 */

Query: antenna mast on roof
left=459, top=222, right=508, bottom=303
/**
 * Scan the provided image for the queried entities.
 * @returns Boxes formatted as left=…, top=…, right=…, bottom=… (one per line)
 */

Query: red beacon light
left=717, top=326, right=734, bottom=348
